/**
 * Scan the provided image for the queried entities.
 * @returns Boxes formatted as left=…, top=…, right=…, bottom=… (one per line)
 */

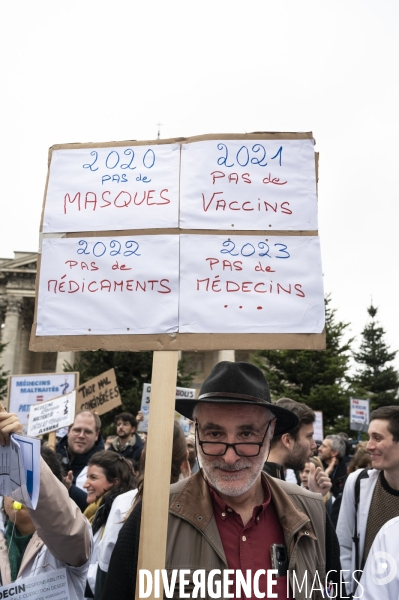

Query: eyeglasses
left=70, top=427, right=96, bottom=437
left=195, top=420, right=274, bottom=457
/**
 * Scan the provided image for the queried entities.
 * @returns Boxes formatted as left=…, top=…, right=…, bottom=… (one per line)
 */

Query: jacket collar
left=111, top=434, right=137, bottom=451
left=18, top=532, right=44, bottom=577
left=169, top=470, right=312, bottom=539
left=0, top=530, right=43, bottom=586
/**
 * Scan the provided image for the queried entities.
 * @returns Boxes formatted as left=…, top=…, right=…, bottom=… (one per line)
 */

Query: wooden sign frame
left=29, top=131, right=325, bottom=353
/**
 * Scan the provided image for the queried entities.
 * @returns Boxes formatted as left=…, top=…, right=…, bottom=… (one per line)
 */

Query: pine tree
left=63, top=350, right=195, bottom=435
left=252, top=296, right=353, bottom=431
left=0, top=342, right=8, bottom=401
left=352, top=304, right=399, bottom=408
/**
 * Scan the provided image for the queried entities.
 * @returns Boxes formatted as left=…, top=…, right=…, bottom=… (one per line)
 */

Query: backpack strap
left=352, top=468, right=372, bottom=572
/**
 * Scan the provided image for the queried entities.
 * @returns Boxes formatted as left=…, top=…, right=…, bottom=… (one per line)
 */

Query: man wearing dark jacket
left=103, top=362, right=344, bottom=599
left=108, top=412, right=143, bottom=462
left=57, top=409, right=104, bottom=511
left=319, top=434, right=347, bottom=526
left=265, top=398, right=332, bottom=497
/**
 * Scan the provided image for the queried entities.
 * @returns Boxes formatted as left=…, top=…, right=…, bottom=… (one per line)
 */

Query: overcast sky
left=1, top=1, right=399, bottom=368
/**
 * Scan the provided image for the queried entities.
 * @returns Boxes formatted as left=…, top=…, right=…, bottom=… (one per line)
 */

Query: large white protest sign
left=36, top=235, right=179, bottom=336
left=138, top=383, right=195, bottom=434
left=8, top=372, right=78, bottom=429
left=180, top=139, right=317, bottom=230
left=0, top=568, right=69, bottom=600
left=179, top=234, right=324, bottom=333
left=28, top=390, right=76, bottom=437
left=43, top=143, right=180, bottom=232
left=31, top=132, right=325, bottom=352
left=350, top=398, right=370, bottom=432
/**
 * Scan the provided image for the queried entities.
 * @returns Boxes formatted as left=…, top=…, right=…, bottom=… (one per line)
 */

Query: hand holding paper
left=0, top=403, right=23, bottom=446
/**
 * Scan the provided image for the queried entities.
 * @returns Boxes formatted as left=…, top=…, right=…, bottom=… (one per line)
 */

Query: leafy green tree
left=0, top=342, right=8, bottom=401
left=64, top=350, right=195, bottom=436
left=251, top=296, right=353, bottom=432
left=352, top=304, right=399, bottom=409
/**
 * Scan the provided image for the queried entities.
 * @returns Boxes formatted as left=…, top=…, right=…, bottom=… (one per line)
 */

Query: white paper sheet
left=36, top=235, right=179, bottom=335
left=0, top=568, right=69, bottom=600
left=180, top=139, right=318, bottom=230
left=43, top=144, right=180, bottom=232
left=179, top=234, right=325, bottom=333
left=28, top=390, right=76, bottom=437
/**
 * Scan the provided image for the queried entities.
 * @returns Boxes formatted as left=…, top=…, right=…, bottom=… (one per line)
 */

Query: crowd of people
left=0, top=360, right=398, bottom=599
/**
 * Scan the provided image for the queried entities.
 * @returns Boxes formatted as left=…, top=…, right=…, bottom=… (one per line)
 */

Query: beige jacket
left=0, top=458, right=92, bottom=600
left=165, top=471, right=326, bottom=600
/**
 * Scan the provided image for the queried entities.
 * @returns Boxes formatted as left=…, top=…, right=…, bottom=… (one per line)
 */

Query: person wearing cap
left=102, top=361, right=340, bottom=599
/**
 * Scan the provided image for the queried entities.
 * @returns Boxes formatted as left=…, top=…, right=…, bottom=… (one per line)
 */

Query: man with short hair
left=57, top=409, right=104, bottom=510
left=103, top=361, right=342, bottom=598
left=337, top=406, right=399, bottom=596
left=265, top=398, right=331, bottom=496
left=318, top=434, right=348, bottom=526
left=109, top=412, right=143, bottom=462
left=319, top=435, right=347, bottom=496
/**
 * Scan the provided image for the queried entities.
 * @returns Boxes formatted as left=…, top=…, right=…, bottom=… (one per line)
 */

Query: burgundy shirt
left=209, top=478, right=291, bottom=599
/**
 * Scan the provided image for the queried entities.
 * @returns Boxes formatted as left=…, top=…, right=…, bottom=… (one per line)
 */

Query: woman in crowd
left=95, top=420, right=189, bottom=600
left=347, top=441, right=372, bottom=474
left=83, top=450, right=136, bottom=598
left=0, top=409, right=91, bottom=599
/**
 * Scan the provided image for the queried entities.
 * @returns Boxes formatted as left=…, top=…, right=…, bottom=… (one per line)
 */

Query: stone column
left=218, top=350, right=235, bottom=363
left=55, top=351, right=75, bottom=372
left=17, top=327, right=31, bottom=374
left=202, top=349, right=236, bottom=379
left=17, top=300, right=35, bottom=374
left=1, top=297, right=23, bottom=375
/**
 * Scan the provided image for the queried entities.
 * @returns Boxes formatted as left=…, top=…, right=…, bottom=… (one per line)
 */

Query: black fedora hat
left=175, top=361, right=298, bottom=436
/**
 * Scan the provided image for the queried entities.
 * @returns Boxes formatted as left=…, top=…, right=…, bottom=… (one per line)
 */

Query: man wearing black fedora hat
left=103, top=361, right=342, bottom=599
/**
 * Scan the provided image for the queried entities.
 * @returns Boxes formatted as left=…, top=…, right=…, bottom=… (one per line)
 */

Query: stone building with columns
left=1, top=252, right=248, bottom=398
left=0, top=252, right=75, bottom=381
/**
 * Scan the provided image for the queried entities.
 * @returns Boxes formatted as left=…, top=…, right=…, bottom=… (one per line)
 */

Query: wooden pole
left=135, top=350, right=179, bottom=599
left=47, top=431, right=57, bottom=449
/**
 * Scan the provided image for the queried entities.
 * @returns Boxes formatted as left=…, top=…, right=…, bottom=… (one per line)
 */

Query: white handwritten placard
left=28, top=390, right=76, bottom=436
left=350, top=397, right=370, bottom=432
left=179, top=234, right=324, bottom=333
left=180, top=139, right=317, bottom=230
left=138, top=383, right=195, bottom=433
left=36, top=235, right=179, bottom=335
left=43, top=144, right=180, bottom=232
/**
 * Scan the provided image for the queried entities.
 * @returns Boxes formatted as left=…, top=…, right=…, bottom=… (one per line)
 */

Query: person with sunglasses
left=103, top=362, right=337, bottom=599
